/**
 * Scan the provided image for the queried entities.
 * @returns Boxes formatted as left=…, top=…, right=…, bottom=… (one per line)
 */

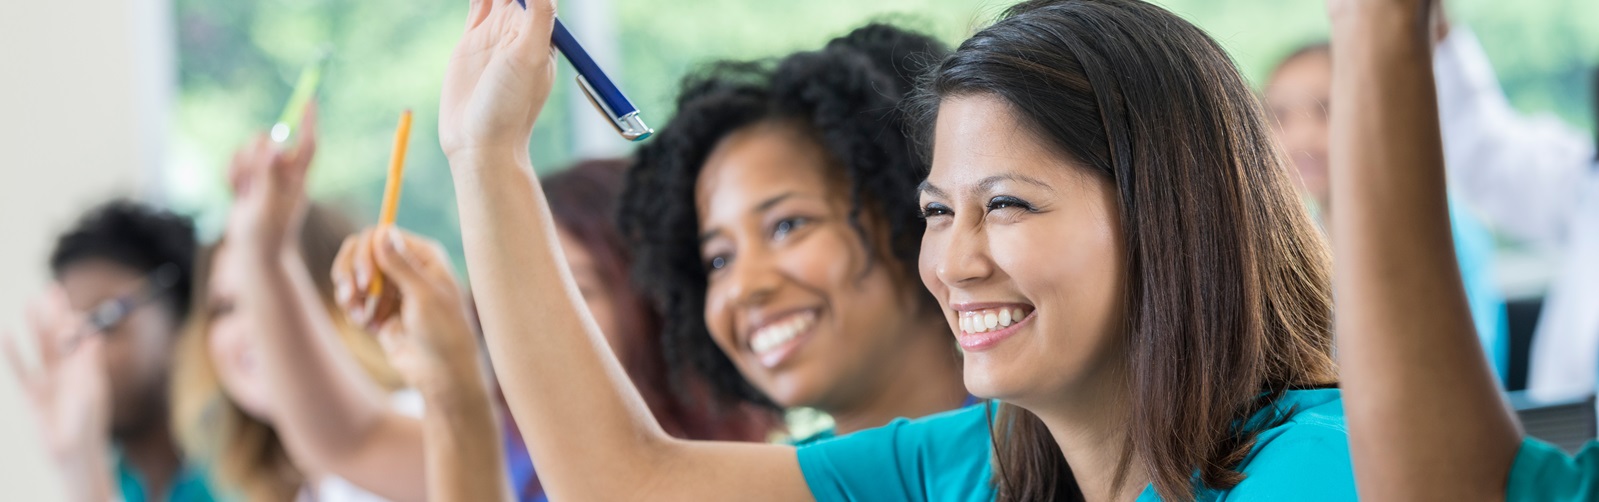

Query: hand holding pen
left=438, top=0, right=560, bottom=165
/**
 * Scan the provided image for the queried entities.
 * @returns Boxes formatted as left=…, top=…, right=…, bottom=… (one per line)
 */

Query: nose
left=723, top=246, right=780, bottom=309
left=933, top=221, right=995, bottom=289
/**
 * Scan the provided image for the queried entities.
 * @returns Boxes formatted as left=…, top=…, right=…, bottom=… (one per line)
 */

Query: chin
left=961, top=353, right=1022, bottom=401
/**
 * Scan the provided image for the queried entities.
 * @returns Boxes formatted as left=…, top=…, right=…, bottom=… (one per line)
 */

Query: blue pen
left=516, top=0, right=652, bottom=141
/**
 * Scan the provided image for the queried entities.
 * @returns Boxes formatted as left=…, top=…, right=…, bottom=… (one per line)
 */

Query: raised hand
left=3, top=288, right=116, bottom=501
left=438, top=0, right=559, bottom=164
left=333, top=227, right=481, bottom=393
left=226, top=101, right=319, bottom=254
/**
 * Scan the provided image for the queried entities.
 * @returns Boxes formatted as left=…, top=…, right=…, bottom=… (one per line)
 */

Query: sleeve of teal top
left=796, top=405, right=994, bottom=502
left=1219, top=423, right=1357, bottom=501
left=1507, top=438, right=1599, bottom=501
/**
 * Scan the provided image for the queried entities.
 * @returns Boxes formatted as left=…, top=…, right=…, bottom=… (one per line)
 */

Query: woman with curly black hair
left=616, top=23, right=970, bottom=441
left=434, top=0, right=1359, bottom=500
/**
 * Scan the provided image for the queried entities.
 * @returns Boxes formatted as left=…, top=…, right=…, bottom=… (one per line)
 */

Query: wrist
left=446, top=145, right=531, bottom=174
left=416, top=358, right=491, bottom=408
left=56, top=445, right=115, bottom=502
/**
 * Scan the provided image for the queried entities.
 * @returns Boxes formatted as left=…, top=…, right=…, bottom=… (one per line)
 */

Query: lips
left=746, top=309, right=819, bottom=368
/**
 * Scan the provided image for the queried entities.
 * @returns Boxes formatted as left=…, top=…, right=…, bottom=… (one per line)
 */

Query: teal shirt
left=796, top=389, right=1355, bottom=501
left=1507, top=438, right=1599, bottom=500
left=115, top=453, right=217, bottom=502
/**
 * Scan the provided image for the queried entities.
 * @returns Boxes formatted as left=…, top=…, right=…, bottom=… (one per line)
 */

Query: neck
left=1032, top=363, right=1146, bottom=502
left=114, top=411, right=183, bottom=499
left=826, top=314, right=967, bottom=435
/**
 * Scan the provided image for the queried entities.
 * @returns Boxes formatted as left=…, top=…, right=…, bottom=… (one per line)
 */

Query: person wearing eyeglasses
left=4, top=200, right=216, bottom=502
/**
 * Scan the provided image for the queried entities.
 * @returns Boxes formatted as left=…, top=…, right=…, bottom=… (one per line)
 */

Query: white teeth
left=959, top=307, right=1031, bottom=334
left=751, top=312, right=815, bottom=355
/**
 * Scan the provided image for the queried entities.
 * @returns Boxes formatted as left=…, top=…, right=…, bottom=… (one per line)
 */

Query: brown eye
left=919, top=202, right=952, bottom=219
left=772, top=217, right=809, bottom=240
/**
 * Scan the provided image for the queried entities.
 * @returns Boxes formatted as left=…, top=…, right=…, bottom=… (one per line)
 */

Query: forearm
left=449, top=151, right=676, bottom=499
left=419, top=362, right=512, bottom=502
left=237, top=248, right=426, bottom=500
left=57, top=447, right=117, bottom=502
left=1328, top=1, right=1520, bottom=498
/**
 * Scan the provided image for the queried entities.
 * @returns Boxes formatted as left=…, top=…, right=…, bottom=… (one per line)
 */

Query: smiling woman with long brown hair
left=426, top=0, right=1356, bottom=500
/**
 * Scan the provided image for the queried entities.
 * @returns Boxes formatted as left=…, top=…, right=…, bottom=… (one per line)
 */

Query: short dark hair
left=618, top=23, right=949, bottom=408
left=50, top=199, right=197, bottom=321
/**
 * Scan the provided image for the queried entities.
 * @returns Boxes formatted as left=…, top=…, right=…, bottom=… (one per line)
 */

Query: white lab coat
left=1434, top=28, right=1599, bottom=401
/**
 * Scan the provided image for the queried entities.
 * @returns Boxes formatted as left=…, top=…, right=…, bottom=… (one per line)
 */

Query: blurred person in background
left=1428, top=12, right=1599, bottom=402
left=1264, top=18, right=1510, bottom=383
left=170, top=110, right=419, bottom=501
left=618, top=24, right=973, bottom=445
left=336, top=159, right=783, bottom=501
left=4, top=200, right=215, bottom=501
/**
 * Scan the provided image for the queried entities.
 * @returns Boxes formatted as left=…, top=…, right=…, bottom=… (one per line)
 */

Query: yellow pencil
left=369, top=109, right=413, bottom=301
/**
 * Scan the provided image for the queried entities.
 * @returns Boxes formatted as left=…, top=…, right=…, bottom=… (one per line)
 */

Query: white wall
left=0, top=0, right=173, bottom=498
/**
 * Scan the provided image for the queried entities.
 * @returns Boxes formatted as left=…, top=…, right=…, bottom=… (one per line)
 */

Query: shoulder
left=797, top=404, right=994, bottom=502
left=1508, top=438, right=1599, bottom=501
left=1222, top=389, right=1356, bottom=501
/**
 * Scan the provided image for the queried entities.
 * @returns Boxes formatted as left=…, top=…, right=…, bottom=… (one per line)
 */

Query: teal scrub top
left=796, top=389, right=1355, bottom=501
left=116, top=452, right=217, bottom=502
left=1507, top=438, right=1599, bottom=500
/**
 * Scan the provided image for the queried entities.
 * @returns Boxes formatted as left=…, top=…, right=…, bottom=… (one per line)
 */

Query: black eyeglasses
left=63, top=263, right=181, bottom=350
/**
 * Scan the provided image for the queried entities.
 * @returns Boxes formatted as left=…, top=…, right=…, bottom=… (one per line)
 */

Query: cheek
left=786, top=227, right=864, bottom=292
left=702, top=282, right=738, bottom=353
left=917, top=230, right=950, bottom=299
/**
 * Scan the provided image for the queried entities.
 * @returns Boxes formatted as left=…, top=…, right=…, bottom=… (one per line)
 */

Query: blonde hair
left=171, top=205, right=402, bottom=501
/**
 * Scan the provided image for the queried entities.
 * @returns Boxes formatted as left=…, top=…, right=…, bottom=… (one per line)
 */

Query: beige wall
left=0, top=0, right=172, bottom=498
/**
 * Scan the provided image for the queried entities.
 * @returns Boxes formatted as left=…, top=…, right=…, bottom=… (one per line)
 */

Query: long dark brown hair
left=915, top=1, right=1339, bottom=500
left=543, top=159, right=781, bottom=441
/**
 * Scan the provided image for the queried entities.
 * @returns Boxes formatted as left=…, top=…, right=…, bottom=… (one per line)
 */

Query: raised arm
left=1434, top=25, right=1594, bottom=245
left=334, top=227, right=512, bottom=502
left=435, top=0, right=808, bottom=500
left=1326, top=0, right=1521, bottom=499
left=224, top=107, right=426, bottom=501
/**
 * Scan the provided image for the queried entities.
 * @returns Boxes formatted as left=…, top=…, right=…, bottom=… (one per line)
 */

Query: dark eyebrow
left=977, top=174, right=1052, bottom=193
left=916, top=180, right=947, bottom=199
left=756, top=192, right=795, bottom=213
left=698, top=230, right=718, bottom=246
left=699, top=192, right=797, bottom=244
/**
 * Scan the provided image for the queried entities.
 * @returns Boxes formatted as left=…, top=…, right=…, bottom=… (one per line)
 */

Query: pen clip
left=575, top=74, right=653, bottom=141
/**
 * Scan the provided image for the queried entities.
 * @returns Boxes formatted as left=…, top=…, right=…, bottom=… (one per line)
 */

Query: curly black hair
left=618, top=23, right=950, bottom=408
left=50, top=199, right=198, bottom=321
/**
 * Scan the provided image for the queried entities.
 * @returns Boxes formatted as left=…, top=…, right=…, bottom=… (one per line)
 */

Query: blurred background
left=2, top=0, right=1595, bottom=497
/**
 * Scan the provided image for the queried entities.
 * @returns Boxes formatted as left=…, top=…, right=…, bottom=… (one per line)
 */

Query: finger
left=289, top=100, right=319, bottom=169
left=395, top=232, right=457, bottom=286
left=2, top=333, right=34, bottom=389
left=25, top=295, right=61, bottom=368
left=333, top=230, right=369, bottom=314
left=515, top=0, right=558, bottom=57
left=373, top=227, right=436, bottom=295
left=466, top=0, right=492, bottom=30
left=351, top=232, right=378, bottom=322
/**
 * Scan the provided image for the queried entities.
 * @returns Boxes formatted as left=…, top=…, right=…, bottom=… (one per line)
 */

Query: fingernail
left=363, top=296, right=379, bottom=323
left=352, top=303, right=369, bottom=325
left=387, top=229, right=407, bottom=256
left=336, top=281, right=352, bottom=303
left=355, top=264, right=370, bottom=290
